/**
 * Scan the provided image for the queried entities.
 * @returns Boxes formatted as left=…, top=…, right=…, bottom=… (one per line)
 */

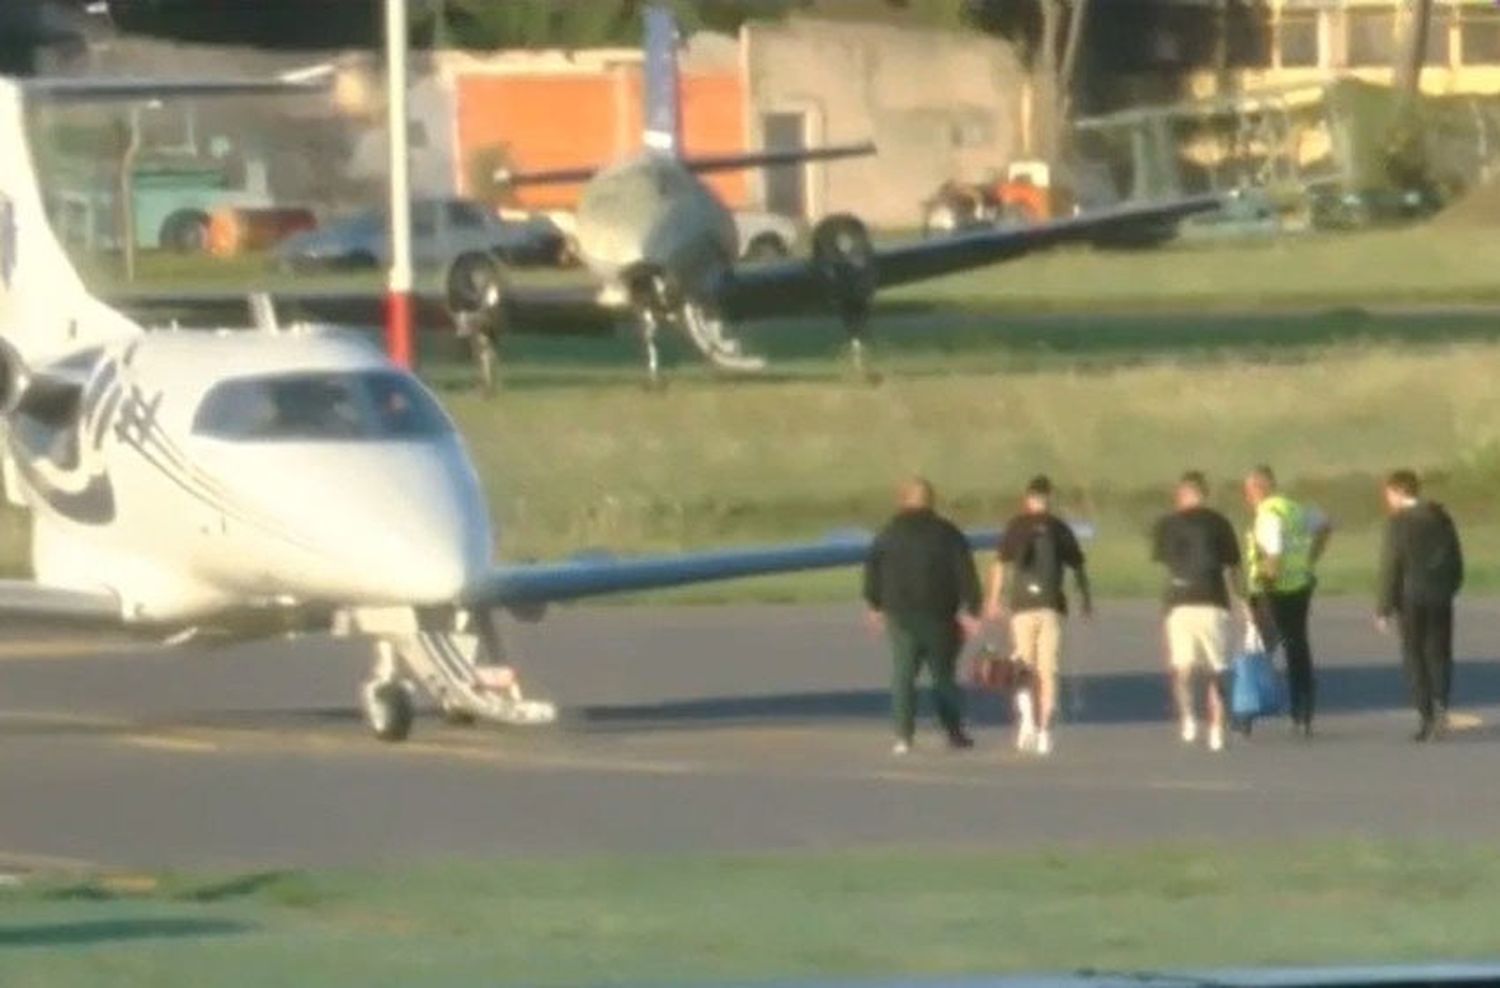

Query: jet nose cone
left=355, top=469, right=491, bottom=605
left=216, top=441, right=493, bottom=606
left=377, top=518, right=488, bottom=604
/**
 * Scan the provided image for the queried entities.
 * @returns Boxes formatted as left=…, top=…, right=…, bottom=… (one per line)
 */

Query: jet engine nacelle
left=0, top=340, right=32, bottom=415
left=504, top=600, right=548, bottom=624
left=444, top=251, right=512, bottom=337
left=811, top=214, right=877, bottom=337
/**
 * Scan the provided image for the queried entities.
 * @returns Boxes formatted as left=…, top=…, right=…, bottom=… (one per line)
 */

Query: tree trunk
left=1058, top=0, right=1090, bottom=123
left=1396, top=0, right=1434, bottom=107
left=1034, top=0, right=1064, bottom=162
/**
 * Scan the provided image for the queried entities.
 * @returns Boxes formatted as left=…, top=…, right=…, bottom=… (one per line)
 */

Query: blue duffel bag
left=1230, top=626, right=1285, bottom=721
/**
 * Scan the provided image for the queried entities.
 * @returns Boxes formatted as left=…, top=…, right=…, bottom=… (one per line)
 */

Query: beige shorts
left=1166, top=605, right=1230, bottom=673
left=1010, top=610, right=1063, bottom=679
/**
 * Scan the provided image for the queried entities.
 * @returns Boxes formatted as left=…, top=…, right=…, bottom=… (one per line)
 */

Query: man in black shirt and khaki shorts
left=1151, top=471, right=1245, bottom=753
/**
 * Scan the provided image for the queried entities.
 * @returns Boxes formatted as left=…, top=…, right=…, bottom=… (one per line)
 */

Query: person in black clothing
left=1375, top=469, right=1464, bottom=742
left=863, top=477, right=982, bottom=755
left=1151, top=471, right=1244, bottom=752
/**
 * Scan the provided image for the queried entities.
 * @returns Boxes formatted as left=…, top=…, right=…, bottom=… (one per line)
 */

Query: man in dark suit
left=1376, top=469, right=1464, bottom=742
left=864, top=477, right=981, bottom=755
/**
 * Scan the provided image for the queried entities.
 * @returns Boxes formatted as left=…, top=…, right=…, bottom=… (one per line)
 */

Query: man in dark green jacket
left=864, top=477, right=981, bottom=755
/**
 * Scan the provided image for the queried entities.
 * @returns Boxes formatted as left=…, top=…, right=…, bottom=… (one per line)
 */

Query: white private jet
left=0, top=75, right=921, bottom=742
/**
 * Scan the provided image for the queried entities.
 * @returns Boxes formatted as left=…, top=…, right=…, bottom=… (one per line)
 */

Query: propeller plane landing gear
left=635, top=306, right=665, bottom=390
left=353, top=607, right=556, bottom=742
left=629, top=269, right=765, bottom=386
left=811, top=214, right=880, bottom=384
left=445, top=252, right=510, bottom=395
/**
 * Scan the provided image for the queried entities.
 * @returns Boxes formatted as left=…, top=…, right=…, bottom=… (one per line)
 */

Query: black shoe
left=1412, top=722, right=1434, bottom=743
left=946, top=732, right=975, bottom=751
left=1295, top=720, right=1314, bottom=740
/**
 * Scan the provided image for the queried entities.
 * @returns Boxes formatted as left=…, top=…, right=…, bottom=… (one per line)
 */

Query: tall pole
left=384, top=0, right=414, bottom=369
left=1396, top=0, right=1434, bottom=109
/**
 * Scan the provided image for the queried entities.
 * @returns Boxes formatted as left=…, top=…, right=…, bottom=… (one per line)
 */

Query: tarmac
left=3, top=597, right=1500, bottom=873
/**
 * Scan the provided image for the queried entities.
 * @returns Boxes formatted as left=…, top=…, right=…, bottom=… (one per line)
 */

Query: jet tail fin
left=642, top=4, right=681, bottom=155
left=0, top=79, right=105, bottom=362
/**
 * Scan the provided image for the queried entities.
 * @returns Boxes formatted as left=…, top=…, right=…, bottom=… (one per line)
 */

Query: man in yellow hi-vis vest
left=1242, top=465, right=1334, bottom=737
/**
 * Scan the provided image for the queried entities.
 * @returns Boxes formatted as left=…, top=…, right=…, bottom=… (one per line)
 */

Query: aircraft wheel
left=361, top=679, right=414, bottom=742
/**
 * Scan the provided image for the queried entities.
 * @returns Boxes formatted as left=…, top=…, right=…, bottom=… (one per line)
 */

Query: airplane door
left=761, top=112, right=808, bottom=219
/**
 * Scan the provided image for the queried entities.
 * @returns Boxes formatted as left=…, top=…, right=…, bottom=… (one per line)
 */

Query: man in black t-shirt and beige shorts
left=1151, top=471, right=1246, bottom=753
left=984, top=475, right=1092, bottom=757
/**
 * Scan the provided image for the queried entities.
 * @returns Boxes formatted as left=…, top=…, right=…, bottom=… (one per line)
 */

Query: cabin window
left=192, top=371, right=452, bottom=442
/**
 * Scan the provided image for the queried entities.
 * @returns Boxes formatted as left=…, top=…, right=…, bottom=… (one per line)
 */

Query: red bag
left=969, top=644, right=1033, bottom=694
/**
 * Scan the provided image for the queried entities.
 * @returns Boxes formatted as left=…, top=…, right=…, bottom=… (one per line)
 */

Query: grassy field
left=3, top=841, right=1499, bottom=987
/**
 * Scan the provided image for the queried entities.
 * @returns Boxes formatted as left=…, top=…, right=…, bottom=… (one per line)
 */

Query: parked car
left=1309, top=185, right=1440, bottom=231
left=274, top=197, right=568, bottom=272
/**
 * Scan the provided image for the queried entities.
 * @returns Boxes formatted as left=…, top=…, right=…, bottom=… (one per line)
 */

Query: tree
left=427, top=0, right=800, bottom=50
left=1395, top=0, right=1434, bottom=106
left=1386, top=0, right=1436, bottom=196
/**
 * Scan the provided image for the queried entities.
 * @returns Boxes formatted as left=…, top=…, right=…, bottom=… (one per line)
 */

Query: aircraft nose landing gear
left=352, top=608, right=556, bottom=742
left=361, top=650, right=416, bottom=743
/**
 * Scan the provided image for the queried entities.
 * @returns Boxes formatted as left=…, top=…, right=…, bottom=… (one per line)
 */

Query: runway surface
left=3, top=597, right=1500, bottom=873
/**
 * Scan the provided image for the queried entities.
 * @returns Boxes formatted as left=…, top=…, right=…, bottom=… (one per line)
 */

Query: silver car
left=274, top=197, right=567, bottom=272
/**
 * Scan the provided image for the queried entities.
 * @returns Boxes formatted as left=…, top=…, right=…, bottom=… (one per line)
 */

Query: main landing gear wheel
left=361, top=679, right=415, bottom=742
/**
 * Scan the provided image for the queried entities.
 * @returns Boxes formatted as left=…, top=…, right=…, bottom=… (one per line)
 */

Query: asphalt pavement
left=2, top=597, right=1499, bottom=872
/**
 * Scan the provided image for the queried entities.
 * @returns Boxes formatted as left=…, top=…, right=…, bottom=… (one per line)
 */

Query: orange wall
left=456, top=67, right=747, bottom=210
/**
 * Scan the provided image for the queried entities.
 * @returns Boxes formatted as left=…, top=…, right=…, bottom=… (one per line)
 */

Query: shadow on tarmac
left=576, top=657, right=1500, bottom=732
left=0, top=918, right=249, bottom=950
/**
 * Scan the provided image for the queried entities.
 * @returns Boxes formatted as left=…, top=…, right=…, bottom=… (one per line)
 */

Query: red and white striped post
left=383, top=0, right=414, bottom=369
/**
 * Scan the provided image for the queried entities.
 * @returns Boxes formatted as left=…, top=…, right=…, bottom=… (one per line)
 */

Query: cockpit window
left=192, top=371, right=452, bottom=442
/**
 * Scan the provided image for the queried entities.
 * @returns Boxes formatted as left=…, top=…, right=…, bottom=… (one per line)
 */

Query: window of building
left=1426, top=8, right=1453, bottom=66
left=1228, top=8, right=1273, bottom=68
left=1278, top=11, right=1320, bottom=68
left=1347, top=9, right=1395, bottom=67
left=1462, top=11, right=1500, bottom=65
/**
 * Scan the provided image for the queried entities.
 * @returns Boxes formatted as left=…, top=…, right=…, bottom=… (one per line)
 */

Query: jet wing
left=501, top=143, right=878, bottom=187
left=470, top=529, right=1000, bottom=607
left=0, top=581, right=121, bottom=624
left=719, top=195, right=1225, bottom=320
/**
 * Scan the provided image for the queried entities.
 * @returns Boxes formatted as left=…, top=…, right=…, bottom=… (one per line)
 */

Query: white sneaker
left=1180, top=717, right=1199, bottom=744
left=1035, top=730, right=1053, bottom=756
left=1208, top=726, right=1225, bottom=753
left=1015, top=725, right=1036, bottom=753
left=892, top=739, right=912, bottom=756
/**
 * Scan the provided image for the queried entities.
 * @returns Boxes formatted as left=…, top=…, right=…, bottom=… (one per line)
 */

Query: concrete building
left=428, top=17, right=1029, bottom=227
left=741, top=17, right=1028, bottom=226
left=1095, top=0, right=1500, bottom=106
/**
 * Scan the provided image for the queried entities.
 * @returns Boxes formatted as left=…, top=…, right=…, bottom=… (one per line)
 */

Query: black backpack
left=1164, top=514, right=1221, bottom=590
left=1012, top=519, right=1063, bottom=608
left=1411, top=503, right=1463, bottom=599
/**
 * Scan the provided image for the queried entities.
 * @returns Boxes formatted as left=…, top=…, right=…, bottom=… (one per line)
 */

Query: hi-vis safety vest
left=1246, top=494, right=1314, bottom=593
